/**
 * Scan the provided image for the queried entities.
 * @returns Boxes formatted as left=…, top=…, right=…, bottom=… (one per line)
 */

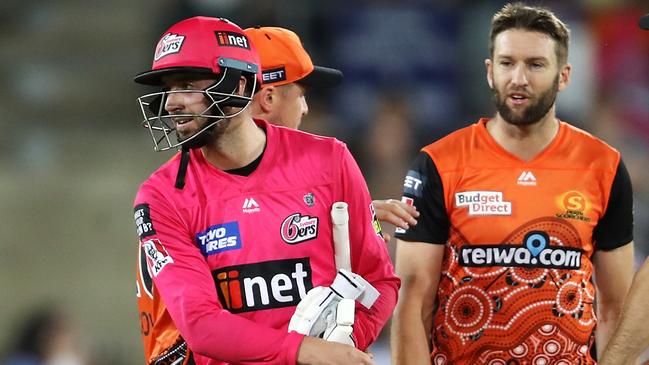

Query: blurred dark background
left=0, top=0, right=647, bottom=364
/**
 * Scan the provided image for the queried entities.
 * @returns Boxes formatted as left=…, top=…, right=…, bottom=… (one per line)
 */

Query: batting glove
left=288, top=269, right=380, bottom=346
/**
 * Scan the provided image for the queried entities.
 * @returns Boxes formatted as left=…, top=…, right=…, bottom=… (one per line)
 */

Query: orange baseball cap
left=244, top=26, right=343, bottom=88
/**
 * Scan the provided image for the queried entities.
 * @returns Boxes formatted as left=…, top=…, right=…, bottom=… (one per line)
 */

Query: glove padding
left=288, top=269, right=379, bottom=346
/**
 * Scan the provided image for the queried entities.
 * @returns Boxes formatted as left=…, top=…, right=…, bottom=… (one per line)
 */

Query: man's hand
left=372, top=199, right=419, bottom=242
left=297, top=336, right=375, bottom=365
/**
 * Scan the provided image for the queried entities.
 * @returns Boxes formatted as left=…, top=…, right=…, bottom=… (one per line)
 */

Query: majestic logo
left=134, top=203, right=156, bottom=238
left=242, top=198, right=260, bottom=214
left=394, top=197, right=414, bottom=234
left=142, top=239, right=174, bottom=276
left=517, top=171, right=537, bottom=186
left=280, top=213, right=319, bottom=244
left=262, top=67, right=287, bottom=84
left=555, top=191, right=591, bottom=222
left=154, top=33, right=185, bottom=61
left=303, top=193, right=315, bottom=207
left=213, top=258, right=313, bottom=313
left=459, top=231, right=583, bottom=270
left=403, top=170, right=426, bottom=197
left=215, top=31, right=250, bottom=49
left=196, top=222, right=242, bottom=256
left=455, top=191, right=512, bottom=216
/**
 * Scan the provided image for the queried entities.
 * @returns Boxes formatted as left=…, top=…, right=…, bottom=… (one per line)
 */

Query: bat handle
left=331, top=202, right=351, bottom=271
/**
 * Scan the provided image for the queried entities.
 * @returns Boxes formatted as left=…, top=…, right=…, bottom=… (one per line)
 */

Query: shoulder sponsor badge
left=142, top=239, right=174, bottom=276
left=403, top=170, right=426, bottom=197
left=196, top=222, right=242, bottom=256
left=134, top=203, right=156, bottom=238
left=370, top=203, right=383, bottom=238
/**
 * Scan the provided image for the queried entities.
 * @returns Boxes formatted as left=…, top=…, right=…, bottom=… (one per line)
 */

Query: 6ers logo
left=280, top=213, right=318, bottom=244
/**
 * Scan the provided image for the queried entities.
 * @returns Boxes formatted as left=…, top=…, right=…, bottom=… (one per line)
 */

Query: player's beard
left=176, top=113, right=228, bottom=150
left=491, top=74, right=559, bottom=126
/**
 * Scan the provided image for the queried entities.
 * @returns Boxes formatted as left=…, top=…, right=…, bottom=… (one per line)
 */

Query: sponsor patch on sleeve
left=403, top=170, right=426, bottom=197
left=196, top=222, right=242, bottom=256
left=142, top=239, right=174, bottom=276
left=134, top=203, right=156, bottom=238
left=370, top=203, right=383, bottom=238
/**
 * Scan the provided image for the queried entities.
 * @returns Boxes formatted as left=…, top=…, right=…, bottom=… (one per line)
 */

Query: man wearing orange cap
left=244, top=26, right=419, bottom=239
left=598, top=14, right=649, bottom=365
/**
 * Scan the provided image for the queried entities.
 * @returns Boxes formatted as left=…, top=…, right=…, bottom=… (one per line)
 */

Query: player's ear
left=258, top=86, right=275, bottom=113
left=485, top=58, right=494, bottom=89
left=557, top=62, right=571, bottom=92
left=236, top=75, right=248, bottom=96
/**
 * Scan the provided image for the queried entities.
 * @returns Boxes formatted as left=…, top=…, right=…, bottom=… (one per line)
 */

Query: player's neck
left=201, top=116, right=266, bottom=171
left=487, top=109, right=560, bottom=161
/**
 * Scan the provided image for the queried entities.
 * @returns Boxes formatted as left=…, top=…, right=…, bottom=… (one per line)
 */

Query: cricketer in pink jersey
left=133, top=17, right=398, bottom=365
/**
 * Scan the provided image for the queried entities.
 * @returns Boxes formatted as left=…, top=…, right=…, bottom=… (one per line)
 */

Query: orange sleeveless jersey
left=397, top=118, right=631, bottom=364
left=136, top=244, right=192, bottom=365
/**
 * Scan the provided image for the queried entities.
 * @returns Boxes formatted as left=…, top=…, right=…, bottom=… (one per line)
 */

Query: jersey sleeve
left=394, top=151, right=450, bottom=244
left=335, top=144, right=400, bottom=351
left=134, top=183, right=304, bottom=364
left=593, top=158, right=634, bottom=251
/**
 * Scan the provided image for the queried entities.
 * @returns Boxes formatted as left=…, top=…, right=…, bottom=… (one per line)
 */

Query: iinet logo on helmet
left=215, top=31, right=250, bottom=49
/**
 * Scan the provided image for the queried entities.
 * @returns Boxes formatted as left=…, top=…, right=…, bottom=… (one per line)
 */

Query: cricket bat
left=331, top=202, right=351, bottom=271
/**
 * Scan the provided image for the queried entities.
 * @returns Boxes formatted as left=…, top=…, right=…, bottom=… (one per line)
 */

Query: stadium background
left=0, top=0, right=647, bottom=363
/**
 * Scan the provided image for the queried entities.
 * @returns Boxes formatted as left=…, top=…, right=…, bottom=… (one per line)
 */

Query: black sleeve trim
left=593, top=158, right=634, bottom=251
left=394, top=151, right=449, bottom=244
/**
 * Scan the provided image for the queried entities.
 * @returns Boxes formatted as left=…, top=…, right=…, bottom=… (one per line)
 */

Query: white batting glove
left=288, top=269, right=379, bottom=346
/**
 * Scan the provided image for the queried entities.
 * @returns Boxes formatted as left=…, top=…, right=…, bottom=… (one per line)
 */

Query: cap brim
left=640, top=14, right=649, bottom=30
left=298, top=66, right=343, bottom=88
left=134, top=67, right=215, bottom=85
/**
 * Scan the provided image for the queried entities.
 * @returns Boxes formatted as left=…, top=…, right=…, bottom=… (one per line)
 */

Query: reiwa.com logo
left=459, top=231, right=583, bottom=270
left=455, top=191, right=512, bottom=216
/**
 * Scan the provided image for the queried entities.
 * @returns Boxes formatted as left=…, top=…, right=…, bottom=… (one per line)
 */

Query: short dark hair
left=489, top=2, right=570, bottom=65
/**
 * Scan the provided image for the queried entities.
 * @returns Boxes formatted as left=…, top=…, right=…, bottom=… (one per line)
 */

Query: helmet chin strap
left=174, top=147, right=192, bottom=189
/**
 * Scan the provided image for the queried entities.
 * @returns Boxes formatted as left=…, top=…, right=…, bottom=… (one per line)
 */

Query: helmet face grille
left=136, top=68, right=256, bottom=151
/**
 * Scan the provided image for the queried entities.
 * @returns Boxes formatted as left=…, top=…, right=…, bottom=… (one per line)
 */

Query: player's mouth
left=508, top=93, right=530, bottom=106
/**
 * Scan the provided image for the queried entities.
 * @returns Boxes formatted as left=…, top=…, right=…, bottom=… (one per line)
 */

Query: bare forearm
left=391, top=305, right=432, bottom=365
left=600, top=261, right=649, bottom=365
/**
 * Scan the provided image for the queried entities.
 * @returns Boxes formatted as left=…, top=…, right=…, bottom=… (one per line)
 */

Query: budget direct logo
left=459, top=231, right=583, bottom=270
left=455, top=191, right=512, bottom=216
left=555, top=191, right=591, bottom=222
left=196, top=222, right=242, bottom=256
left=213, top=258, right=313, bottom=313
left=280, top=213, right=318, bottom=244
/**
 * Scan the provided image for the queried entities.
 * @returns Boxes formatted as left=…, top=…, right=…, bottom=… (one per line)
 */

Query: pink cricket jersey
left=133, top=119, right=399, bottom=364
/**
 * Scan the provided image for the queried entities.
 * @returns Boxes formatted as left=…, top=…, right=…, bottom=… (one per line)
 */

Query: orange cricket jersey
left=396, top=118, right=633, bottom=364
left=137, top=244, right=193, bottom=365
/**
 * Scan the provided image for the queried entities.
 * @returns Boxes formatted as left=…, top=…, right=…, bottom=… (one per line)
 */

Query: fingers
left=373, top=199, right=419, bottom=229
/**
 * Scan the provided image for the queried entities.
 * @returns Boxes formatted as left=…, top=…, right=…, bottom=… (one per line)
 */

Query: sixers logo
left=154, top=33, right=185, bottom=61
left=280, top=213, right=318, bottom=244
